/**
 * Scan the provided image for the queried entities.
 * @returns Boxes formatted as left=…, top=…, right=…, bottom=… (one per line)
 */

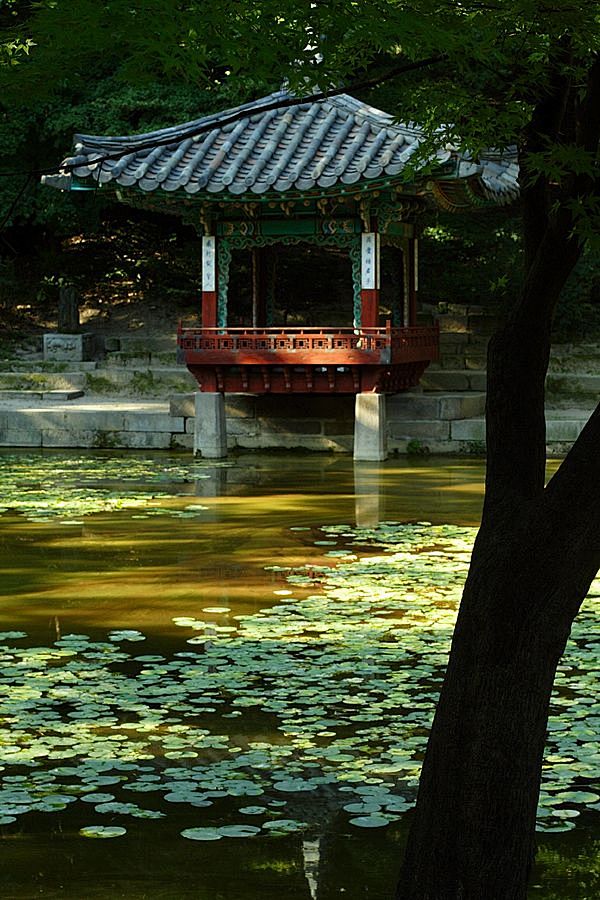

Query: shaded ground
left=0, top=209, right=202, bottom=348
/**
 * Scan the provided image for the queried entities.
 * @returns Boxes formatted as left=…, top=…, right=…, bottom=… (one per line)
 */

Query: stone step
left=421, top=369, right=487, bottom=392
left=84, top=367, right=197, bottom=396
left=548, top=351, right=600, bottom=374
left=0, top=360, right=98, bottom=373
left=104, top=350, right=178, bottom=368
left=546, top=373, right=600, bottom=400
left=0, top=389, right=84, bottom=401
left=450, top=413, right=593, bottom=444
left=112, top=335, right=178, bottom=353
left=0, top=366, right=196, bottom=397
left=0, top=372, right=87, bottom=392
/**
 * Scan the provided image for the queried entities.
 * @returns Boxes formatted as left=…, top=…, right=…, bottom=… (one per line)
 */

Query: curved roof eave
left=41, top=89, right=519, bottom=208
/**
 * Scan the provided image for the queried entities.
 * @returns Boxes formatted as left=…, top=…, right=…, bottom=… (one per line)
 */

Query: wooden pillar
left=201, top=235, right=218, bottom=328
left=360, top=232, right=380, bottom=328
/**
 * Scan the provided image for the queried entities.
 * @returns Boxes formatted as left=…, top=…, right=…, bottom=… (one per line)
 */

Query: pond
left=0, top=450, right=598, bottom=899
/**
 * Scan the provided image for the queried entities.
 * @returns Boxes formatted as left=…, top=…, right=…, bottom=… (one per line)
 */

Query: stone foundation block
left=438, top=393, right=486, bottom=420
left=469, top=373, right=487, bottom=391
left=257, top=418, right=322, bottom=435
left=169, top=433, right=194, bottom=450
left=391, top=438, right=465, bottom=455
left=0, top=428, right=41, bottom=447
left=226, top=417, right=258, bottom=436
left=389, top=420, right=451, bottom=440
left=121, top=413, right=184, bottom=433
left=42, top=429, right=97, bottom=448
left=546, top=420, right=586, bottom=441
left=450, top=419, right=486, bottom=441
left=115, top=431, right=173, bottom=449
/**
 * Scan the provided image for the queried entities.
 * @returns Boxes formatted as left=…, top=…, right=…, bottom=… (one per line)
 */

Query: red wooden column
left=201, top=235, right=218, bottom=328
left=360, top=232, right=380, bottom=328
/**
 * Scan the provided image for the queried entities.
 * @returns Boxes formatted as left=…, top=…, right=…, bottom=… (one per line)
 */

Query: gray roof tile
left=43, top=89, right=519, bottom=205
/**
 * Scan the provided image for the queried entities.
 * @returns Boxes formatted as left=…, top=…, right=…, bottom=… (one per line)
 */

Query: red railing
left=177, top=323, right=439, bottom=358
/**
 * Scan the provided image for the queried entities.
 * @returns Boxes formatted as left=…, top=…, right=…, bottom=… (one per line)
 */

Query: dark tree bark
left=57, top=284, right=80, bottom=333
left=396, top=52, right=600, bottom=900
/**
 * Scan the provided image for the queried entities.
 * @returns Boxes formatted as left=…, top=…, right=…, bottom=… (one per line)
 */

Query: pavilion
left=42, top=88, right=518, bottom=458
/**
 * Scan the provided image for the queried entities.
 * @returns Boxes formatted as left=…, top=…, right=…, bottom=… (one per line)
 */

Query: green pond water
left=0, top=450, right=598, bottom=899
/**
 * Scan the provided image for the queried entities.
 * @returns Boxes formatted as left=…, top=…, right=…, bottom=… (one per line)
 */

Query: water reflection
left=0, top=450, right=592, bottom=900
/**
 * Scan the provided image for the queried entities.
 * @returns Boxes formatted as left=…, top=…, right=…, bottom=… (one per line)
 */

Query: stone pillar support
left=194, top=392, right=227, bottom=458
left=353, top=393, right=387, bottom=461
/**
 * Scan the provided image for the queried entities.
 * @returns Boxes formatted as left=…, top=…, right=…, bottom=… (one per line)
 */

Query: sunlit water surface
left=0, top=451, right=597, bottom=899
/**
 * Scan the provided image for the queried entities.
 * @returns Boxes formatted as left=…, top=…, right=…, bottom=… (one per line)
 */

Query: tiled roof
left=42, top=89, right=519, bottom=205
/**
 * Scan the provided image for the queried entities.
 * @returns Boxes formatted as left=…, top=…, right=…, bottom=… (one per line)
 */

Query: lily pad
left=181, top=827, right=222, bottom=841
left=219, top=824, right=261, bottom=838
left=80, top=825, right=127, bottom=839
left=349, top=815, right=390, bottom=828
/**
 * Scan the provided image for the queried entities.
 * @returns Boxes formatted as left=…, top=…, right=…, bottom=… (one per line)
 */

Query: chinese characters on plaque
left=202, top=236, right=216, bottom=292
left=361, top=233, right=380, bottom=290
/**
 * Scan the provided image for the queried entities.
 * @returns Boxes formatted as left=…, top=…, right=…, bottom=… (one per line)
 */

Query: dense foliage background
left=0, top=0, right=597, bottom=341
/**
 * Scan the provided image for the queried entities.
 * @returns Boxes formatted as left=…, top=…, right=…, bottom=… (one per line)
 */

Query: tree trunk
left=395, top=301, right=600, bottom=898
left=396, top=52, right=600, bottom=897
left=57, top=284, right=80, bottom=333
left=396, top=508, right=598, bottom=898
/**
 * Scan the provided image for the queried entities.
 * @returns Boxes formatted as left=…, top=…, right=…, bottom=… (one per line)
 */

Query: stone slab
left=389, top=420, right=451, bottom=440
left=257, top=418, right=322, bottom=435
left=232, top=433, right=353, bottom=452
left=388, top=392, right=485, bottom=420
left=0, top=373, right=87, bottom=392
left=469, top=372, right=487, bottom=391
left=390, top=438, right=466, bottom=455
left=42, top=390, right=85, bottom=401
left=44, top=333, right=96, bottom=362
left=226, top=418, right=259, bottom=436
left=0, top=390, right=43, bottom=400
left=421, top=371, right=471, bottom=391
left=450, top=419, right=486, bottom=441
left=169, top=433, right=194, bottom=450
left=438, top=393, right=486, bottom=419
left=41, top=429, right=174, bottom=449
left=0, top=428, right=41, bottom=447
left=120, top=413, right=184, bottom=434
left=545, top=419, right=587, bottom=441
left=546, top=373, right=600, bottom=398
